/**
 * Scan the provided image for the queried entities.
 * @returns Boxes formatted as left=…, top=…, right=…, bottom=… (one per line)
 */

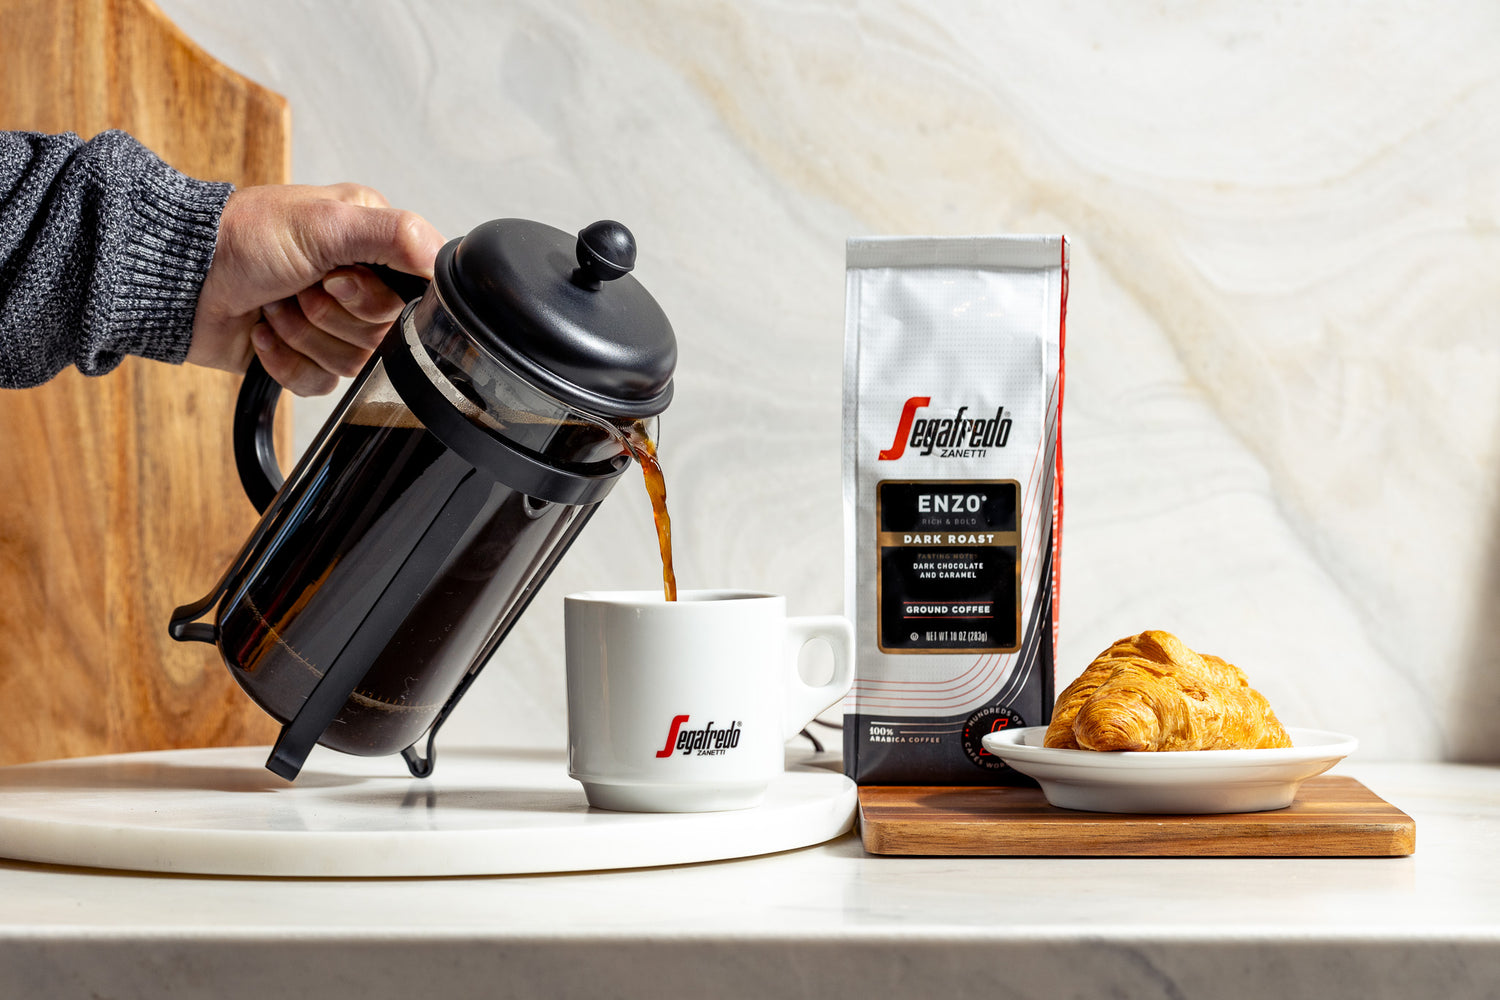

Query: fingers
left=323, top=265, right=407, bottom=322
left=298, top=265, right=406, bottom=341
left=250, top=321, right=340, bottom=398
left=259, top=298, right=373, bottom=395
left=301, top=199, right=446, bottom=281
left=253, top=188, right=438, bottom=396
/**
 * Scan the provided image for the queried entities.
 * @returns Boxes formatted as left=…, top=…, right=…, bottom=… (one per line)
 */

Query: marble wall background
left=155, top=0, right=1500, bottom=762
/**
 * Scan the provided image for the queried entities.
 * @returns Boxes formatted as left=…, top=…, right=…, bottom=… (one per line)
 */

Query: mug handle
left=781, top=616, right=855, bottom=740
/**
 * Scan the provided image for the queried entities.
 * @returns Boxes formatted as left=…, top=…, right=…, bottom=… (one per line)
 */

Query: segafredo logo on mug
left=656, top=715, right=744, bottom=758
left=566, top=590, right=854, bottom=812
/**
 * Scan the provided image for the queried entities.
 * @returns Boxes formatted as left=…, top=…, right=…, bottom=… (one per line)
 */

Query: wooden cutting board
left=858, top=776, right=1415, bottom=857
left=0, top=0, right=290, bottom=764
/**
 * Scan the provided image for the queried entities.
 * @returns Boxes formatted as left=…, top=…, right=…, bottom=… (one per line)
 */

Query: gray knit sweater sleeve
left=0, top=130, right=232, bottom=388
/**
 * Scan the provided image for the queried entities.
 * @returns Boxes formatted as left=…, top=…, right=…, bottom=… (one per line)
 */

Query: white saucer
left=981, top=727, right=1358, bottom=814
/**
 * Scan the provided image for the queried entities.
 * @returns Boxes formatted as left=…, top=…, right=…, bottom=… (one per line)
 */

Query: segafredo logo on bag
left=879, top=397, right=1012, bottom=460
left=655, top=715, right=744, bottom=758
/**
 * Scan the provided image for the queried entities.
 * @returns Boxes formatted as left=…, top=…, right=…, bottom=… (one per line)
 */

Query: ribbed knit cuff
left=96, top=145, right=231, bottom=372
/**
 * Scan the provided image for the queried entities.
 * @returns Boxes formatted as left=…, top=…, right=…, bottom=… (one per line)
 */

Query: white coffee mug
left=564, top=590, right=854, bottom=812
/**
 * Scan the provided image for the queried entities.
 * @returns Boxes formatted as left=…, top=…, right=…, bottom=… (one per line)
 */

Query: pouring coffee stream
left=170, top=217, right=678, bottom=781
left=623, top=421, right=677, bottom=602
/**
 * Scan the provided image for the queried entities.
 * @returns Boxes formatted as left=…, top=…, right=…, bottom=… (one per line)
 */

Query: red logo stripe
left=878, top=396, right=929, bottom=461
left=656, top=715, right=690, bottom=757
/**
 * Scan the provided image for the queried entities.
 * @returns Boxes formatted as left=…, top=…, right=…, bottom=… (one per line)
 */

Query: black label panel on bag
left=876, top=480, right=1020, bottom=654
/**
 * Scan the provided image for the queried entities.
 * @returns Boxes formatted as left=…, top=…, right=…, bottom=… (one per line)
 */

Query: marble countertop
left=0, top=759, right=1496, bottom=999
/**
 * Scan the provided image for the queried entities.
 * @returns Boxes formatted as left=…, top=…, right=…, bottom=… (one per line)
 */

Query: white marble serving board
left=0, top=746, right=856, bottom=877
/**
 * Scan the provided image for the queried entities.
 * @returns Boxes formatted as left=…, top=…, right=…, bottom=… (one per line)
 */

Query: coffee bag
left=842, top=235, right=1067, bottom=785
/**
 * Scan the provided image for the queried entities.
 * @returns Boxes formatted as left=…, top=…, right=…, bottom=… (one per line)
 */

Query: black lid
left=433, top=218, right=676, bottom=419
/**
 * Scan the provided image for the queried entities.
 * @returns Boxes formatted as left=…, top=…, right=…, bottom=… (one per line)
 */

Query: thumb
left=305, top=202, right=445, bottom=280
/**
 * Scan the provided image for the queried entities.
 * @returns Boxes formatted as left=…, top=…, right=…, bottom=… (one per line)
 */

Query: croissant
left=1044, top=630, right=1292, bottom=751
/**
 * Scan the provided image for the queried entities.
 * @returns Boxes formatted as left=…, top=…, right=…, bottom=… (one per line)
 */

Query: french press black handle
left=232, top=265, right=430, bottom=513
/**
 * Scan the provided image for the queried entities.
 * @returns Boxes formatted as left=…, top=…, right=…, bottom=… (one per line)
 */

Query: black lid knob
left=574, top=220, right=636, bottom=287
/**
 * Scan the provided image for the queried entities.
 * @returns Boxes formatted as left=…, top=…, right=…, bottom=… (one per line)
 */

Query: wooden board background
left=858, top=776, right=1416, bottom=857
left=0, top=0, right=290, bottom=764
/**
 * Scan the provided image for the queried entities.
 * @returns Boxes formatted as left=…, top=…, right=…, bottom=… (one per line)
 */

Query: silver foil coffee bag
left=842, top=235, right=1068, bottom=785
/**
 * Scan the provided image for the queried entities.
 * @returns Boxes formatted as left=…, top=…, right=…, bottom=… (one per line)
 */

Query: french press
left=169, top=218, right=676, bottom=781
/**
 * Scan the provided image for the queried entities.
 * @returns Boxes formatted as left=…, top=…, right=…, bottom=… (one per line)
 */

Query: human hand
left=188, top=183, right=445, bottom=396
